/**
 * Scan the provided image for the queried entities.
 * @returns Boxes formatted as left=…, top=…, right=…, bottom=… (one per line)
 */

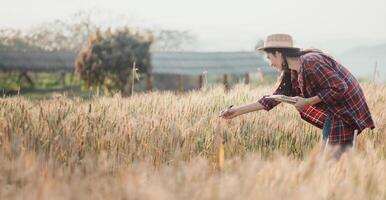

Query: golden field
left=1, top=83, right=385, bottom=200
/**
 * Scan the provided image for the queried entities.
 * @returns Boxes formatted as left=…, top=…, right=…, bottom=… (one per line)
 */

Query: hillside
left=337, top=44, right=386, bottom=82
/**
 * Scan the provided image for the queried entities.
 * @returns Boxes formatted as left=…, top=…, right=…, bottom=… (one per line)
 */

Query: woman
left=220, top=33, right=375, bottom=154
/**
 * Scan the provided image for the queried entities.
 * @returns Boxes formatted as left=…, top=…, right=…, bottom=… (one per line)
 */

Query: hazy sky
left=1, top=0, right=386, bottom=53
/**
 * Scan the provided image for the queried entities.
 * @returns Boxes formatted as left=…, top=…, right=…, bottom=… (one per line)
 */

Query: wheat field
left=1, top=83, right=385, bottom=200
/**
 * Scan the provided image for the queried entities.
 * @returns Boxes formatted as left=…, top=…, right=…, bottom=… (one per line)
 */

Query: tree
left=151, top=29, right=196, bottom=52
left=0, top=28, right=41, bottom=51
left=75, top=28, right=152, bottom=96
left=0, top=10, right=97, bottom=51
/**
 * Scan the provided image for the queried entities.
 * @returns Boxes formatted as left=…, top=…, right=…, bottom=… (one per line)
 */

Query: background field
left=1, top=83, right=385, bottom=200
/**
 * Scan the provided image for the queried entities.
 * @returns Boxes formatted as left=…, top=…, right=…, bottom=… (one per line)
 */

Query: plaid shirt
left=258, top=52, right=375, bottom=145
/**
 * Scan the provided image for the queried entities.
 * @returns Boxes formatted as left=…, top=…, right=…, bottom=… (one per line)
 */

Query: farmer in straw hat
left=220, top=33, right=375, bottom=156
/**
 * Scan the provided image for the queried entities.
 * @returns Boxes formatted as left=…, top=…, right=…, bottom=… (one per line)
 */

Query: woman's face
left=265, top=51, right=284, bottom=71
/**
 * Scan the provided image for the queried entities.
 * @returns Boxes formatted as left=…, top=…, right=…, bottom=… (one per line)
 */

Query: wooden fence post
left=223, top=74, right=229, bottom=91
left=244, top=73, right=250, bottom=85
left=178, top=75, right=184, bottom=93
left=146, top=73, right=153, bottom=92
left=198, top=74, right=204, bottom=89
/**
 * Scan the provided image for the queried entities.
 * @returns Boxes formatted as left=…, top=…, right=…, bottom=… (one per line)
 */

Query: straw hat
left=257, top=33, right=299, bottom=51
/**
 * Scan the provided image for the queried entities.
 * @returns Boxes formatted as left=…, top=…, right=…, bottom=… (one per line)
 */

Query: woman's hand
left=293, top=96, right=310, bottom=112
left=293, top=96, right=322, bottom=112
left=219, top=106, right=239, bottom=119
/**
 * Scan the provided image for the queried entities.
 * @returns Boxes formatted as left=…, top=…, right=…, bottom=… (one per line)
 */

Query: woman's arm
left=235, top=101, right=266, bottom=115
left=307, top=95, right=322, bottom=105
left=293, top=95, right=322, bottom=112
left=220, top=101, right=265, bottom=119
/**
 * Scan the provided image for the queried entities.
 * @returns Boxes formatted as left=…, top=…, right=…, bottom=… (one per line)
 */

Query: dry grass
left=0, top=83, right=385, bottom=200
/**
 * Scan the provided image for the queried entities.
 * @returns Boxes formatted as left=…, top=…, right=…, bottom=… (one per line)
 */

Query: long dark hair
left=263, top=48, right=322, bottom=95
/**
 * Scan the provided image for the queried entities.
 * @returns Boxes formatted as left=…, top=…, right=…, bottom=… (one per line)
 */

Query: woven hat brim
left=257, top=46, right=300, bottom=51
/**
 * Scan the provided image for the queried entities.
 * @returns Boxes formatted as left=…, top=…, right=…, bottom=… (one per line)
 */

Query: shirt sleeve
left=258, top=71, right=299, bottom=111
left=258, top=95, right=280, bottom=111
left=305, top=58, right=348, bottom=106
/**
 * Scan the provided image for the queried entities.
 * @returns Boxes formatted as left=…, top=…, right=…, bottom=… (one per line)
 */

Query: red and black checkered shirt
left=258, top=52, right=375, bottom=144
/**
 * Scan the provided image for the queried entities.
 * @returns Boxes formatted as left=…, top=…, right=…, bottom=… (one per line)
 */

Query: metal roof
left=0, top=50, right=272, bottom=75
left=151, top=52, right=271, bottom=75
left=0, top=50, right=76, bottom=72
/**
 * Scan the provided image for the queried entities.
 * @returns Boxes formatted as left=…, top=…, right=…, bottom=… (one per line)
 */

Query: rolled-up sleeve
left=258, top=95, right=280, bottom=111
left=258, top=70, right=300, bottom=111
